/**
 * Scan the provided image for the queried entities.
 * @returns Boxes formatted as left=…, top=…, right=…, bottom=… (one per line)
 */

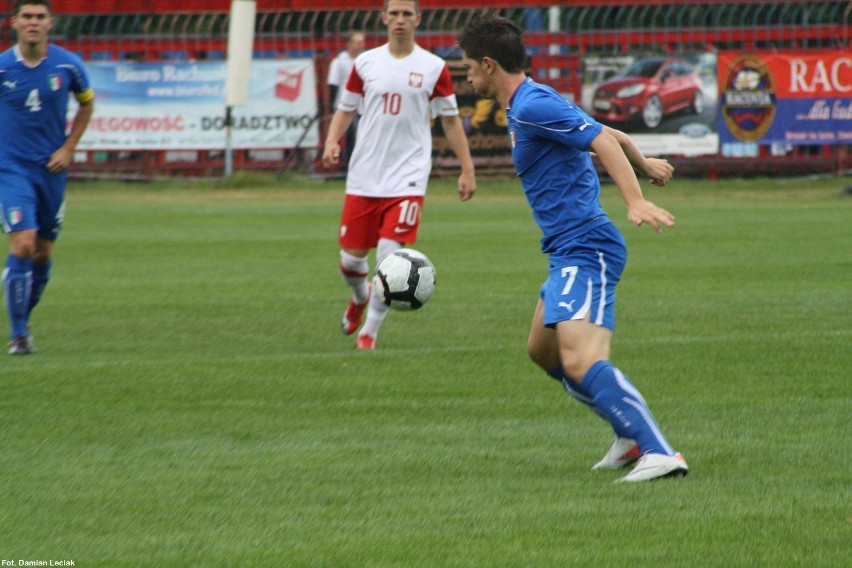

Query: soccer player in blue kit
left=0, top=0, right=94, bottom=355
left=458, top=16, right=688, bottom=481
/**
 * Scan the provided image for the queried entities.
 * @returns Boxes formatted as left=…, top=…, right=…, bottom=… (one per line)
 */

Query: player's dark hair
left=457, top=16, right=527, bottom=74
left=14, top=0, right=52, bottom=15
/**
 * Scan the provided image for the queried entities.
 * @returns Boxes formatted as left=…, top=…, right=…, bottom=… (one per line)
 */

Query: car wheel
left=642, top=95, right=663, bottom=129
left=692, top=91, right=704, bottom=115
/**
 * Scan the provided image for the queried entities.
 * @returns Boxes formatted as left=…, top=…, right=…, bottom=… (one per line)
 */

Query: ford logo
left=679, top=123, right=711, bottom=138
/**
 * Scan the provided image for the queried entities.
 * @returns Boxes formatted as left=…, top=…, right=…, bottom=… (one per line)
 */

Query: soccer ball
left=372, top=248, right=436, bottom=311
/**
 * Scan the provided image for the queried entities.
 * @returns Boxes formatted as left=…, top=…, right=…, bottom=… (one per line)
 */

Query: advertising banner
left=579, top=53, right=719, bottom=156
left=718, top=51, right=852, bottom=146
left=438, top=54, right=720, bottom=167
left=77, top=60, right=318, bottom=151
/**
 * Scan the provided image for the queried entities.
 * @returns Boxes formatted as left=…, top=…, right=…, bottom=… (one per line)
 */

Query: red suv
left=591, top=57, right=704, bottom=129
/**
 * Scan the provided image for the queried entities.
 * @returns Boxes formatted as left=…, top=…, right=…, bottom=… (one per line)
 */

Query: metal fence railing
left=33, top=1, right=849, bottom=60
left=2, top=0, right=848, bottom=177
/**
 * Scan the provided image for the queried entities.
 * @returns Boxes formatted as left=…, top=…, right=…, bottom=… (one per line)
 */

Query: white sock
left=359, top=239, right=404, bottom=337
left=376, top=238, right=402, bottom=266
left=339, top=250, right=369, bottom=304
left=359, top=291, right=390, bottom=338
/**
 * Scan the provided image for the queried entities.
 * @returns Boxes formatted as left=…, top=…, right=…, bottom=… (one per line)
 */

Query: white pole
left=224, top=0, right=256, bottom=177
left=548, top=6, right=561, bottom=86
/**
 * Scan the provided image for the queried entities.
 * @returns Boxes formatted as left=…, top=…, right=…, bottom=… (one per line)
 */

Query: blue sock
left=547, top=365, right=607, bottom=419
left=4, top=254, right=33, bottom=340
left=28, top=260, right=52, bottom=318
left=580, top=360, right=675, bottom=456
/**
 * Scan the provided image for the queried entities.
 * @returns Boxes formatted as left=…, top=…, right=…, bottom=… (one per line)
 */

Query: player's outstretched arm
left=440, top=114, right=476, bottom=201
left=591, top=129, right=675, bottom=233
left=602, top=125, right=674, bottom=186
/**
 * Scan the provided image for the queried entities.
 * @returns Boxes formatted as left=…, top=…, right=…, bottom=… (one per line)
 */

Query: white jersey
left=339, top=43, right=459, bottom=197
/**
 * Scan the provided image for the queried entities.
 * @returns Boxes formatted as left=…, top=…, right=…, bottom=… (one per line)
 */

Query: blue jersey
left=0, top=44, right=93, bottom=167
left=507, top=77, right=609, bottom=253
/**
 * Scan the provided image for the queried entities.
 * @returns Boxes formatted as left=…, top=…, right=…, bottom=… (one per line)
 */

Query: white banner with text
left=77, top=60, right=318, bottom=151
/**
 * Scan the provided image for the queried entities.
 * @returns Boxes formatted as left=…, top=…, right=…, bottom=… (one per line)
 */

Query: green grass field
left=1, top=173, right=849, bottom=566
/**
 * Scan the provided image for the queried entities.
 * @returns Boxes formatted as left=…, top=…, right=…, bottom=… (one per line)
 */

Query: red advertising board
left=718, top=51, right=852, bottom=145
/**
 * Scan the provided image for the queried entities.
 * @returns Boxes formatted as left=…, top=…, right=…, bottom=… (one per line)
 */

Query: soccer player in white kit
left=322, top=0, right=476, bottom=350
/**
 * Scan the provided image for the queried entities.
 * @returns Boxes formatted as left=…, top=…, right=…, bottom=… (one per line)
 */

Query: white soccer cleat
left=8, top=335, right=37, bottom=356
left=592, top=437, right=641, bottom=470
left=617, top=452, right=688, bottom=483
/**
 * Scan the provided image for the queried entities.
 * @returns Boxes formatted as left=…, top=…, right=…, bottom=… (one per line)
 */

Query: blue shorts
left=540, top=222, right=627, bottom=330
left=0, top=163, right=67, bottom=241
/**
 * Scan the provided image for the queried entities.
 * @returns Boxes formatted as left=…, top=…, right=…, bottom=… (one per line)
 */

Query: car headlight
left=617, top=84, right=645, bottom=98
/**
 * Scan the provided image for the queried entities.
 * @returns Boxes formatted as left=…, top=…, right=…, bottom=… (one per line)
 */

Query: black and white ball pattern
left=372, top=249, right=436, bottom=311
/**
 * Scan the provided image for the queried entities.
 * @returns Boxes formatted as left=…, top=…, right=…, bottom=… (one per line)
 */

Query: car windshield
left=621, top=59, right=663, bottom=78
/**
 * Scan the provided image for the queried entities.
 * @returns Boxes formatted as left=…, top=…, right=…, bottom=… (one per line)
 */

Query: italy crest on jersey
left=48, top=75, right=62, bottom=91
left=7, top=208, right=23, bottom=226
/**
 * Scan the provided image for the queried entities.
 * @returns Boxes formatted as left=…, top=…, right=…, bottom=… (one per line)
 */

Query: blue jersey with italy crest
left=507, top=77, right=610, bottom=254
left=0, top=44, right=93, bottom=167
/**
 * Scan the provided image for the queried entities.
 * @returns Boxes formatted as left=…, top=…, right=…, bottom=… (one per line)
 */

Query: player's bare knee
left=9, top=236, right=37, bottom=258
left=560, top=362, right=585, bottom=383
left=559, top=351, right=597, bottom=383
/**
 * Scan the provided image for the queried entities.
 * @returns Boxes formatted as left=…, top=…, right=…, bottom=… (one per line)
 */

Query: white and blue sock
left=580, top=360, right=675, bottom=456
left=3, top=254, right=33, bottom=340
